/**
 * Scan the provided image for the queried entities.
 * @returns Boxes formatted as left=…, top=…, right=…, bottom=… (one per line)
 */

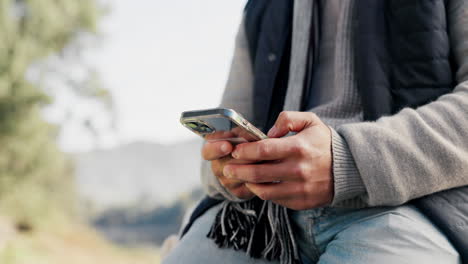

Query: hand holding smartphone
left=181, top=108, right=263, bottom=200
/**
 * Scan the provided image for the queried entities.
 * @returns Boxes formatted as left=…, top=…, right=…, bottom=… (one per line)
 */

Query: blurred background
left=0, top=0, right=245, bottom=263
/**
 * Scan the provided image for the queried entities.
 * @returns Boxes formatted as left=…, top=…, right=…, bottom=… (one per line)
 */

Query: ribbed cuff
left=330, top=128, right=367, bottom=206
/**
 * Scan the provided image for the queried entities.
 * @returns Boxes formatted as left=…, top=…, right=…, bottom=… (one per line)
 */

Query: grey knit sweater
left=201, top=0, right=468, bottom=208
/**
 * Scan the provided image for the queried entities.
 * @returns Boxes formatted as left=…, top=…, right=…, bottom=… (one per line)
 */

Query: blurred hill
left=93, top=188, right=203, bottom=247
left=74, top=139, right=204, bottom=211
left=73, top=139, right=205, bottom=247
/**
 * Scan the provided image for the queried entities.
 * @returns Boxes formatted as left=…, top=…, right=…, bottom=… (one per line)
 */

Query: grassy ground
left=0, top=215, right=161, bottom=264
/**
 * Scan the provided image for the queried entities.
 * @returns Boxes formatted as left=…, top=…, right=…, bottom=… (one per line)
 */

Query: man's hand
left=224, top=111, right=333, bottom=210
left=202, top=140, right=256, bottom=200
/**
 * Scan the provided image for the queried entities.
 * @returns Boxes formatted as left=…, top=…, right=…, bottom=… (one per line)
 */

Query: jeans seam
left=307, top=214, right=321, bottom=262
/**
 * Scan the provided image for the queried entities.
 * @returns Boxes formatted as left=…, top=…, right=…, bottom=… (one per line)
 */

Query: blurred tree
left=0, top=0, right=102, bottom=227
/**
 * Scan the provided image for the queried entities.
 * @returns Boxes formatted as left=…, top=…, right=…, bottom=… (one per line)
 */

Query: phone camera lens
left=186, top=122, right=198, bottom=129
left=198, top=124, right=213, bottom=133
left=186, top=122, right=213, bottom=134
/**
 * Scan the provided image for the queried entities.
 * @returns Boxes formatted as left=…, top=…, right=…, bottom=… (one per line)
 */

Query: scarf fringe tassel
left=207, top=198, right=301, bottom=264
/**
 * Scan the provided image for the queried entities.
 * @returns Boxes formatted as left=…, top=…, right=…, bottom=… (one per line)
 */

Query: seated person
left=164, top=0, right=468, bottom=263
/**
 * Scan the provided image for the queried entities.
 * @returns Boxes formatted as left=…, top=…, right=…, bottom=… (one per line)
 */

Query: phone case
left=180, top=108, right=267, bottom=144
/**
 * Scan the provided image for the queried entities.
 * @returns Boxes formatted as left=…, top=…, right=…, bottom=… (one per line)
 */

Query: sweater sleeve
left=334, top=0, right=468, bottom=206
left=200, top=17, right=255, bottom=201
left=330, top=128, right=366, bottom=205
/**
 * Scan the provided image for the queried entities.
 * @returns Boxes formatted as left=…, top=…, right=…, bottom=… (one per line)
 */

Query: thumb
left=267, top=111, right=319, bottom=138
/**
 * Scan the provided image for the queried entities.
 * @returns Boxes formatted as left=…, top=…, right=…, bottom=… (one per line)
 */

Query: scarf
left=207, top=1, right=321, bottom=263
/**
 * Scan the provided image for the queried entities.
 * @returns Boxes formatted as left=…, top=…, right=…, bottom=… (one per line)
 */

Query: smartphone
left=180, top=108, right=267, bottom=144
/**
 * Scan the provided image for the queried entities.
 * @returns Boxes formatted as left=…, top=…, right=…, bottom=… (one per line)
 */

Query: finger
left=202, top=141, right=233, bottom=160
left=211, top=157, right=256, bottom=184
left=213, top=160, right=256, bottom=200
left=244, top=181, right=302, bottom=201
left=214, top=157, right=256, bottom=181
left=267, top=111, right=320, bottom=138
left=224, top=161, right=301, bottom=183
left=211, top=157, right=238, bottom=179
left=218, top=175, right=244, bottom=190
left=226, top=158, right=258, bottom=165
left=231, top=137, right=297, bottom=161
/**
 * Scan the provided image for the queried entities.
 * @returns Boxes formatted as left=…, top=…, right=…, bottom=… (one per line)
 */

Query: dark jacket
left=183, top=0, right=468, bottom=261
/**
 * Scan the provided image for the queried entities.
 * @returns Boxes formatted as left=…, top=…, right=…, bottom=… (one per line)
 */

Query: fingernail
left=224, top=167, right=233, bottom=178
left=231, top=151, right=239, bottom=159
left=221, top=143, right=230, bottom=154
left=268, top=126, right=277, bottom=137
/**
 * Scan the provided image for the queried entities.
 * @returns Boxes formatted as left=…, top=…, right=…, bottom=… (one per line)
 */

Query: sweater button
left=268, top=53, right=277, bottom=62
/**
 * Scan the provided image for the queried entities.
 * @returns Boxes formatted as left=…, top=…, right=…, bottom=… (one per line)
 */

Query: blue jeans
left=162, top=203, right=460, bottom=264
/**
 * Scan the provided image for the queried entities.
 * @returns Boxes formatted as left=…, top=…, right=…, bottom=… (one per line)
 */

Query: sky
left=46, top=0, right=246, bottom=152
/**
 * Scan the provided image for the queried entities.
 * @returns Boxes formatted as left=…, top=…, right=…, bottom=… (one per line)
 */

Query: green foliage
left=0, top=0, right=100, bottom=226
